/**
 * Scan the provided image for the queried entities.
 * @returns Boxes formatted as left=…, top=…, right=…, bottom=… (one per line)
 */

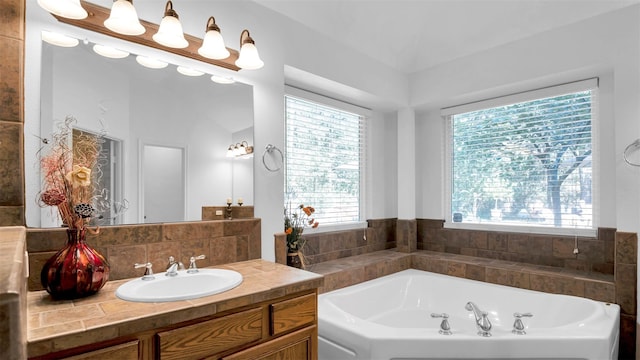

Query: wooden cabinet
left=39, top=290, right=318, bottom=360
left=156, top=290, right=317, bottom=359
left=61, top=341, right=139, bottom=360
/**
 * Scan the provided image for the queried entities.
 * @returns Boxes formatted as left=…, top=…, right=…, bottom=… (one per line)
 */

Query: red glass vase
left=40, top=228, right=110, bottom=299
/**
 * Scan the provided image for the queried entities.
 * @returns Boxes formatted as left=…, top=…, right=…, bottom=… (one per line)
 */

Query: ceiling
left=256, top=0, right=639, bottom=74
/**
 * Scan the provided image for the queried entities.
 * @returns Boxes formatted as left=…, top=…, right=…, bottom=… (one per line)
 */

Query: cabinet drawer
left=270, top=293, right=316, bottom=336
left=157, top=307, right=263, bottom=360
left=62, top=340, right=139, bottom=360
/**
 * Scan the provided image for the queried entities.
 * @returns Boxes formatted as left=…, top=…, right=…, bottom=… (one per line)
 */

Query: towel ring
left=262, top=144, right=284, bottom=172
left=623, top=139, right=640, bottom=167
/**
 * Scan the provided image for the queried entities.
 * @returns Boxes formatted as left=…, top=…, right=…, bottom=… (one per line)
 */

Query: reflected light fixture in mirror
left=42, top=30, right=79, bottom=47
left=104, top=0, right=145, bottom=36
left=227, top=141, right=254, bottom=158
left=235, top=30, right=264, bottom=70
left=152, top=1, right=188, bottom=49
left=177, top=66, right=204, bottom=76
left=198, top=17, right=230, bottom=60
left=93, top=44, right=130, bottom=59
left=37, top=0, right=87, bottom=20
left=136, top=55, right=168, bottom=69
left=211, top=75, right=235, bottom=84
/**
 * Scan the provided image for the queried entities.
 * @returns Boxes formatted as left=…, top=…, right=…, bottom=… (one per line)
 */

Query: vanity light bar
left=49, top=0, right=242, bottom=71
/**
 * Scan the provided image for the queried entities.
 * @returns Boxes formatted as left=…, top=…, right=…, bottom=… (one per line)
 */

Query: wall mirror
left=25, top=7, right=255, bottom=228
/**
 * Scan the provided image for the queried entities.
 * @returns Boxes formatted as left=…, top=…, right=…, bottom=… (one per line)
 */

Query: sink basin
left=115, top=268, right=243, bottom=302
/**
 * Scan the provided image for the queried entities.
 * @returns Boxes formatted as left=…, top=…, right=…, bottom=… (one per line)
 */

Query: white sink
left=115, top=268, right=243, bottom=302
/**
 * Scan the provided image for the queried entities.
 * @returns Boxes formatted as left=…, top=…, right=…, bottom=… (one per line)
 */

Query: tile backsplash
left=26, top=219, right=261, bottom=291
left=417, top=219, right=615, bottom=275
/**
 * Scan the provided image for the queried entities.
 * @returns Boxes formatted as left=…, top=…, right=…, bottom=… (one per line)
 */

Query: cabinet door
left=222, top=326, right=317, bottom=360
left=157, top=307, right=263, bottom=360
left=61, top=341, right=139, bottom=360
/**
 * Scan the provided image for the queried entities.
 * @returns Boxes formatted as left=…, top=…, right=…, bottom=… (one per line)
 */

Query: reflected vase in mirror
left=40, top=228, right=110, bottom=299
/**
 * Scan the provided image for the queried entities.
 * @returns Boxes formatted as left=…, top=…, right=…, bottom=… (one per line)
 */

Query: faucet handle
left=187, top=254, right=206, bottom=273
left=134, top=262, right=154, bottom=280
left=430, top=313, right=452, bottom=335
left=512, top=312, right=533, bottom=335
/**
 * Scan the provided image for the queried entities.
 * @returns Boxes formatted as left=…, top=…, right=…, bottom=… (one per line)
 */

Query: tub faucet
left=465, top=301, right=492, bottom=337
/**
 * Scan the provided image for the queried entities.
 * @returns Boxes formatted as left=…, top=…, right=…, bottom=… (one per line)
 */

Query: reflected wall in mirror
left=28, top=40, right=254, bottom=227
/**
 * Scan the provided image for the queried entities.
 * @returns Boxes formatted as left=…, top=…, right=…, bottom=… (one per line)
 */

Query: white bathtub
left=318, top=269, right=619, bottom=360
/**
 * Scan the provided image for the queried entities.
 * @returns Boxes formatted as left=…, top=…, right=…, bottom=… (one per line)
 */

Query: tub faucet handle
left=430, top=313, right=452, bottom=335
left=134, top=262, right=154, bottom=280
left=512, top=312, right=533, bottom=335
left=187, top=255, right=206, bottom=273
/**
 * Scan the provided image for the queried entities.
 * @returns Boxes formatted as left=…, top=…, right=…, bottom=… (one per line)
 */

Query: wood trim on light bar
left=54, top=0, right=241, bottom=71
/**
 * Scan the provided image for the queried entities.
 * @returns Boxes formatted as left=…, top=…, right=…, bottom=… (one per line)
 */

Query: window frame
left=284, top=86, right=370, bottom=233
left=442, top=78, right=599, bottom=237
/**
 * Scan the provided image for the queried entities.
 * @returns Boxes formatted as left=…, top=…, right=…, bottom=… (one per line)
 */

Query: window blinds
left=445, top=79, right=597, bottom=230
left=285, top=94, right=366, bottom=225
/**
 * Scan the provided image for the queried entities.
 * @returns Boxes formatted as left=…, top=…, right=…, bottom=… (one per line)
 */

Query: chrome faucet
left=165, top=256, right=185, bottom=277
left=465, top=301, right=492, bottom=337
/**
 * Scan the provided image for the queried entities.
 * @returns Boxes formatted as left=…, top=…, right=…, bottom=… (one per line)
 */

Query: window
left=443, top=79, right=598, bottom=233
left=285, top=89, right=367, bottom=228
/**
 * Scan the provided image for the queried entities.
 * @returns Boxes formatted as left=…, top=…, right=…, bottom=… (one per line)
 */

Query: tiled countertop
left=27, top=259, right=323, bottom=358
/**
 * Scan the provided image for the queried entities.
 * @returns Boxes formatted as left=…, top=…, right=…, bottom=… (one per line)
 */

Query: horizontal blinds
left=450, top=87, right=594, bottom=229
left=285, top=95, right=365, bottom=225
left=442, top=78, right=598, bottom=116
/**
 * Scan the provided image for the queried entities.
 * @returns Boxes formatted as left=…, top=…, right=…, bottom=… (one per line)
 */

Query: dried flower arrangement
left=38, top=116, right=116, bottom=299
left=284, top=203, right=319, bottom=253
left=38, top=116, right=110, bottom=230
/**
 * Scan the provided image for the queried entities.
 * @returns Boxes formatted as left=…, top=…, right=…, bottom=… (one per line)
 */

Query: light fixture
left=152, top=1, right=189, bottom=49
left=37, top=0, right=87, bottom=20
left=92, top=44, right=130, bottom=59
left=235, top=30, right=264, bottom=70
left=45, top=1, right=265, bottom=71
left=104, top=0, right=145, bottom=36
left=211, top=75, right=235, bottom=84
left=41, top=31, right=79, bottom=47
left=198, top=17, right=230, bottom=60
left=226, top=141, right=254, bottom=158
left=176, top=66, right=204, bottom=76
left=136, top=55, right=168, bottom=69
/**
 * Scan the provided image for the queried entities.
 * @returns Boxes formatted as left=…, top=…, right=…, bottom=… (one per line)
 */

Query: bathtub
left=318, top=269, right=619, bottom=360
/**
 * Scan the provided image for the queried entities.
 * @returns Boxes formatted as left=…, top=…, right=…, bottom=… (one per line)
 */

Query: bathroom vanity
left=27, top=260, right=322, bottom=360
